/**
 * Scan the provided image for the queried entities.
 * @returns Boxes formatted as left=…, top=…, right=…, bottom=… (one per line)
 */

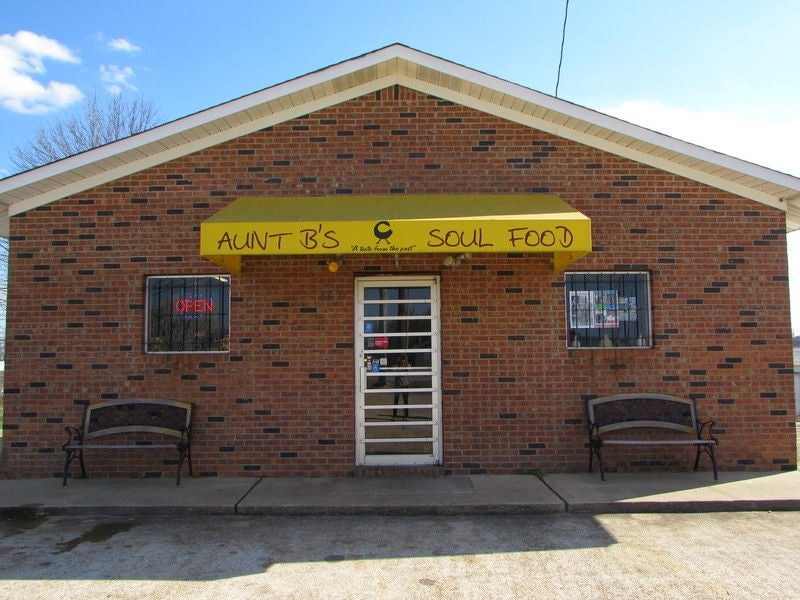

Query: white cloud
left=99, top=64, right=136, bottom=94
left=0, top=168, right=10, bottom=178
left=0, top=30, right=83, bottom=114
left=108, top=38, right=141, bottom=53
left=598, top=100, right=800, bottom=177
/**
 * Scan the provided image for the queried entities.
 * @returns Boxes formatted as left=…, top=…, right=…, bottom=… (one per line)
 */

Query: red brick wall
left=2, top=86, right=795, bottom=478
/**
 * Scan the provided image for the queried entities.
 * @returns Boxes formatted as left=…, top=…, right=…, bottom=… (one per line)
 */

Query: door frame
left=354, top=275, right=442, bottom=466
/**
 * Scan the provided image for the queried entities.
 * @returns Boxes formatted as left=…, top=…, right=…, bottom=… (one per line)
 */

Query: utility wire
left=555, top=0, right=570, bottom=97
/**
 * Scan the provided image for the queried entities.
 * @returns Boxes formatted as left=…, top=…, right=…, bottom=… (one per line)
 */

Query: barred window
left=565, top=272, right=651, bottom=349
left=145, top=275, right=231, bottom=353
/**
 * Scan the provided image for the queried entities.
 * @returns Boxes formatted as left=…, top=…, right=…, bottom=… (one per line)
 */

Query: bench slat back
left=82, top=399, right=192, bottom=441
left=586, top=393, right=697, bottom=435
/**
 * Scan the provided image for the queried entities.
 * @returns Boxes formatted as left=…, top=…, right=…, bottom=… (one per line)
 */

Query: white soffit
left=1, top=43, right=799, bottom=235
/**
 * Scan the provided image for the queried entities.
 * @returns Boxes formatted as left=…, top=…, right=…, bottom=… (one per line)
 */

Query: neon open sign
left=175, top=298, right=215, bottom=318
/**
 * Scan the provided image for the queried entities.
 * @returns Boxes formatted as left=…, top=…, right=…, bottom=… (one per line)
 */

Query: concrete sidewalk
left=0, top=471, right=799, bottom=516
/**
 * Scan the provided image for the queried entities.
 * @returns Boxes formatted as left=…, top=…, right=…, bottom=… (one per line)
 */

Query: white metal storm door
left=355, top=277, right=442, bottom=466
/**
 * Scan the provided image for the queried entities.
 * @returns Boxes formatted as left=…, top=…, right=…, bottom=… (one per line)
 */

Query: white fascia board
left=6, top=75, right=398, bottom=217
left=393, top=47, right=800, bottom=196
left=0, top=207, right=8, bottom=237
left=394, top=74, right=788, bottom=212
left=0, top=45, right=406, bottom=197
left=2, top=43, right=799, bottom=219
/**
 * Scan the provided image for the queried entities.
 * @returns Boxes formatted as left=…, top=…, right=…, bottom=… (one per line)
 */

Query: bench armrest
left=696, top=419, right=717, bottom=443
left=587, top=421, right=601, bottom=441
left=62, top=426, right=84, bottom=449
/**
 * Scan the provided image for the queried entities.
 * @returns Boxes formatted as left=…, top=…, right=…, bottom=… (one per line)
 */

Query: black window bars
left=565, top=272, right=651, bottom=349
left=146, top=275, right=231, bottom=353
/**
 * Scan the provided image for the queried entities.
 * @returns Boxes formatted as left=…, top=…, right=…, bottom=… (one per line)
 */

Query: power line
left=555, top=0, right=570, bottom=97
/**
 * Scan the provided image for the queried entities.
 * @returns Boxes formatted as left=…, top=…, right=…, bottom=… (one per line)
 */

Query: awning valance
left=200, top=194, right=591, bottom=272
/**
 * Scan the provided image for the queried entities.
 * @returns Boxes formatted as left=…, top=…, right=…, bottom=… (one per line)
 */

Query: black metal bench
left=62, top=399, right=193, bottom=486
left=586, top=393, right=718, bottom=481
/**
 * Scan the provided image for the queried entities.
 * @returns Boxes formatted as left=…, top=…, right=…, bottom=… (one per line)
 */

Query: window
left=145, top=275, right=231, bottom=353
left=565, top=272, right=651, bottom=349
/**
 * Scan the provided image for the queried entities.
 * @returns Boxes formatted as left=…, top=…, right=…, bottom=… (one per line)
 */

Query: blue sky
left=2, top=0, right=800, bottom=324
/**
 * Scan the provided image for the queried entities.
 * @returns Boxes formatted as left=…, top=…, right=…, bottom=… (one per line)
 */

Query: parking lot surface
left=2, top=510, right=799, bottom=599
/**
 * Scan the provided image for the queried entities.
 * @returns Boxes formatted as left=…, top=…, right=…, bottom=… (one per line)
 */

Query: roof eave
left=0, top=43, right=798, bottom=236
left=0, top=44, right=408, bottom=195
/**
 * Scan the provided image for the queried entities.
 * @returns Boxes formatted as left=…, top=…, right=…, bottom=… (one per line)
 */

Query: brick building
left=1, top=44, right=799, bottom=479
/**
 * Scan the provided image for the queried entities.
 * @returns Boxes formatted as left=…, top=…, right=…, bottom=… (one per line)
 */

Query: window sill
left=567, top=345, right=652, bottom=350
left=145, top=350, right=231, bottom=355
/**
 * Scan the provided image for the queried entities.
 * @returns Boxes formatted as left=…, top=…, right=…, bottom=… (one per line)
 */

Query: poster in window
left=569, top=291, right=593, bottom=329
left=570, top=290, right=620, bottom=329
left=593, top=290, right=618, bottom=328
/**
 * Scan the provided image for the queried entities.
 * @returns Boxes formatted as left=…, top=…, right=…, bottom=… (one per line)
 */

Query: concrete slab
left=236, top=475, right=565, bottom=515
left=2, top=471, right=799, bottom=516
left=546, top=471, right=800, bottom=513
left=0, top=477, right=256, bottom=515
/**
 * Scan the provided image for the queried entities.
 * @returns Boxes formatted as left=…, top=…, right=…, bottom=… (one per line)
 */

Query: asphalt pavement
left=2, top=511, right=799, bottom=599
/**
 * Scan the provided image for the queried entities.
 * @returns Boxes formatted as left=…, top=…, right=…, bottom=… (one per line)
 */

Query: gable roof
left=1, top=42, right=799, bottom=236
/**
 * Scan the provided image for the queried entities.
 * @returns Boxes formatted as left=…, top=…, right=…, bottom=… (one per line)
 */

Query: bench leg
left=709, top=444, right=718, bottom=481
left=175, top=440, right=194, bottom=486
left=176, top=449, right=185, bottom=486
left=694, top=444, right=718, bottom=480
left=589, top=441, right=605, bottom=481
left=177, top=441, right=195, bottom=485
left=62, top=450, right=73, bottom=486
left=62, top=448, right=85, bottom=486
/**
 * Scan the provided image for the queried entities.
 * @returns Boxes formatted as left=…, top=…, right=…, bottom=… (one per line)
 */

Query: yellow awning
left=200, top=194, right=591, bottom=273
